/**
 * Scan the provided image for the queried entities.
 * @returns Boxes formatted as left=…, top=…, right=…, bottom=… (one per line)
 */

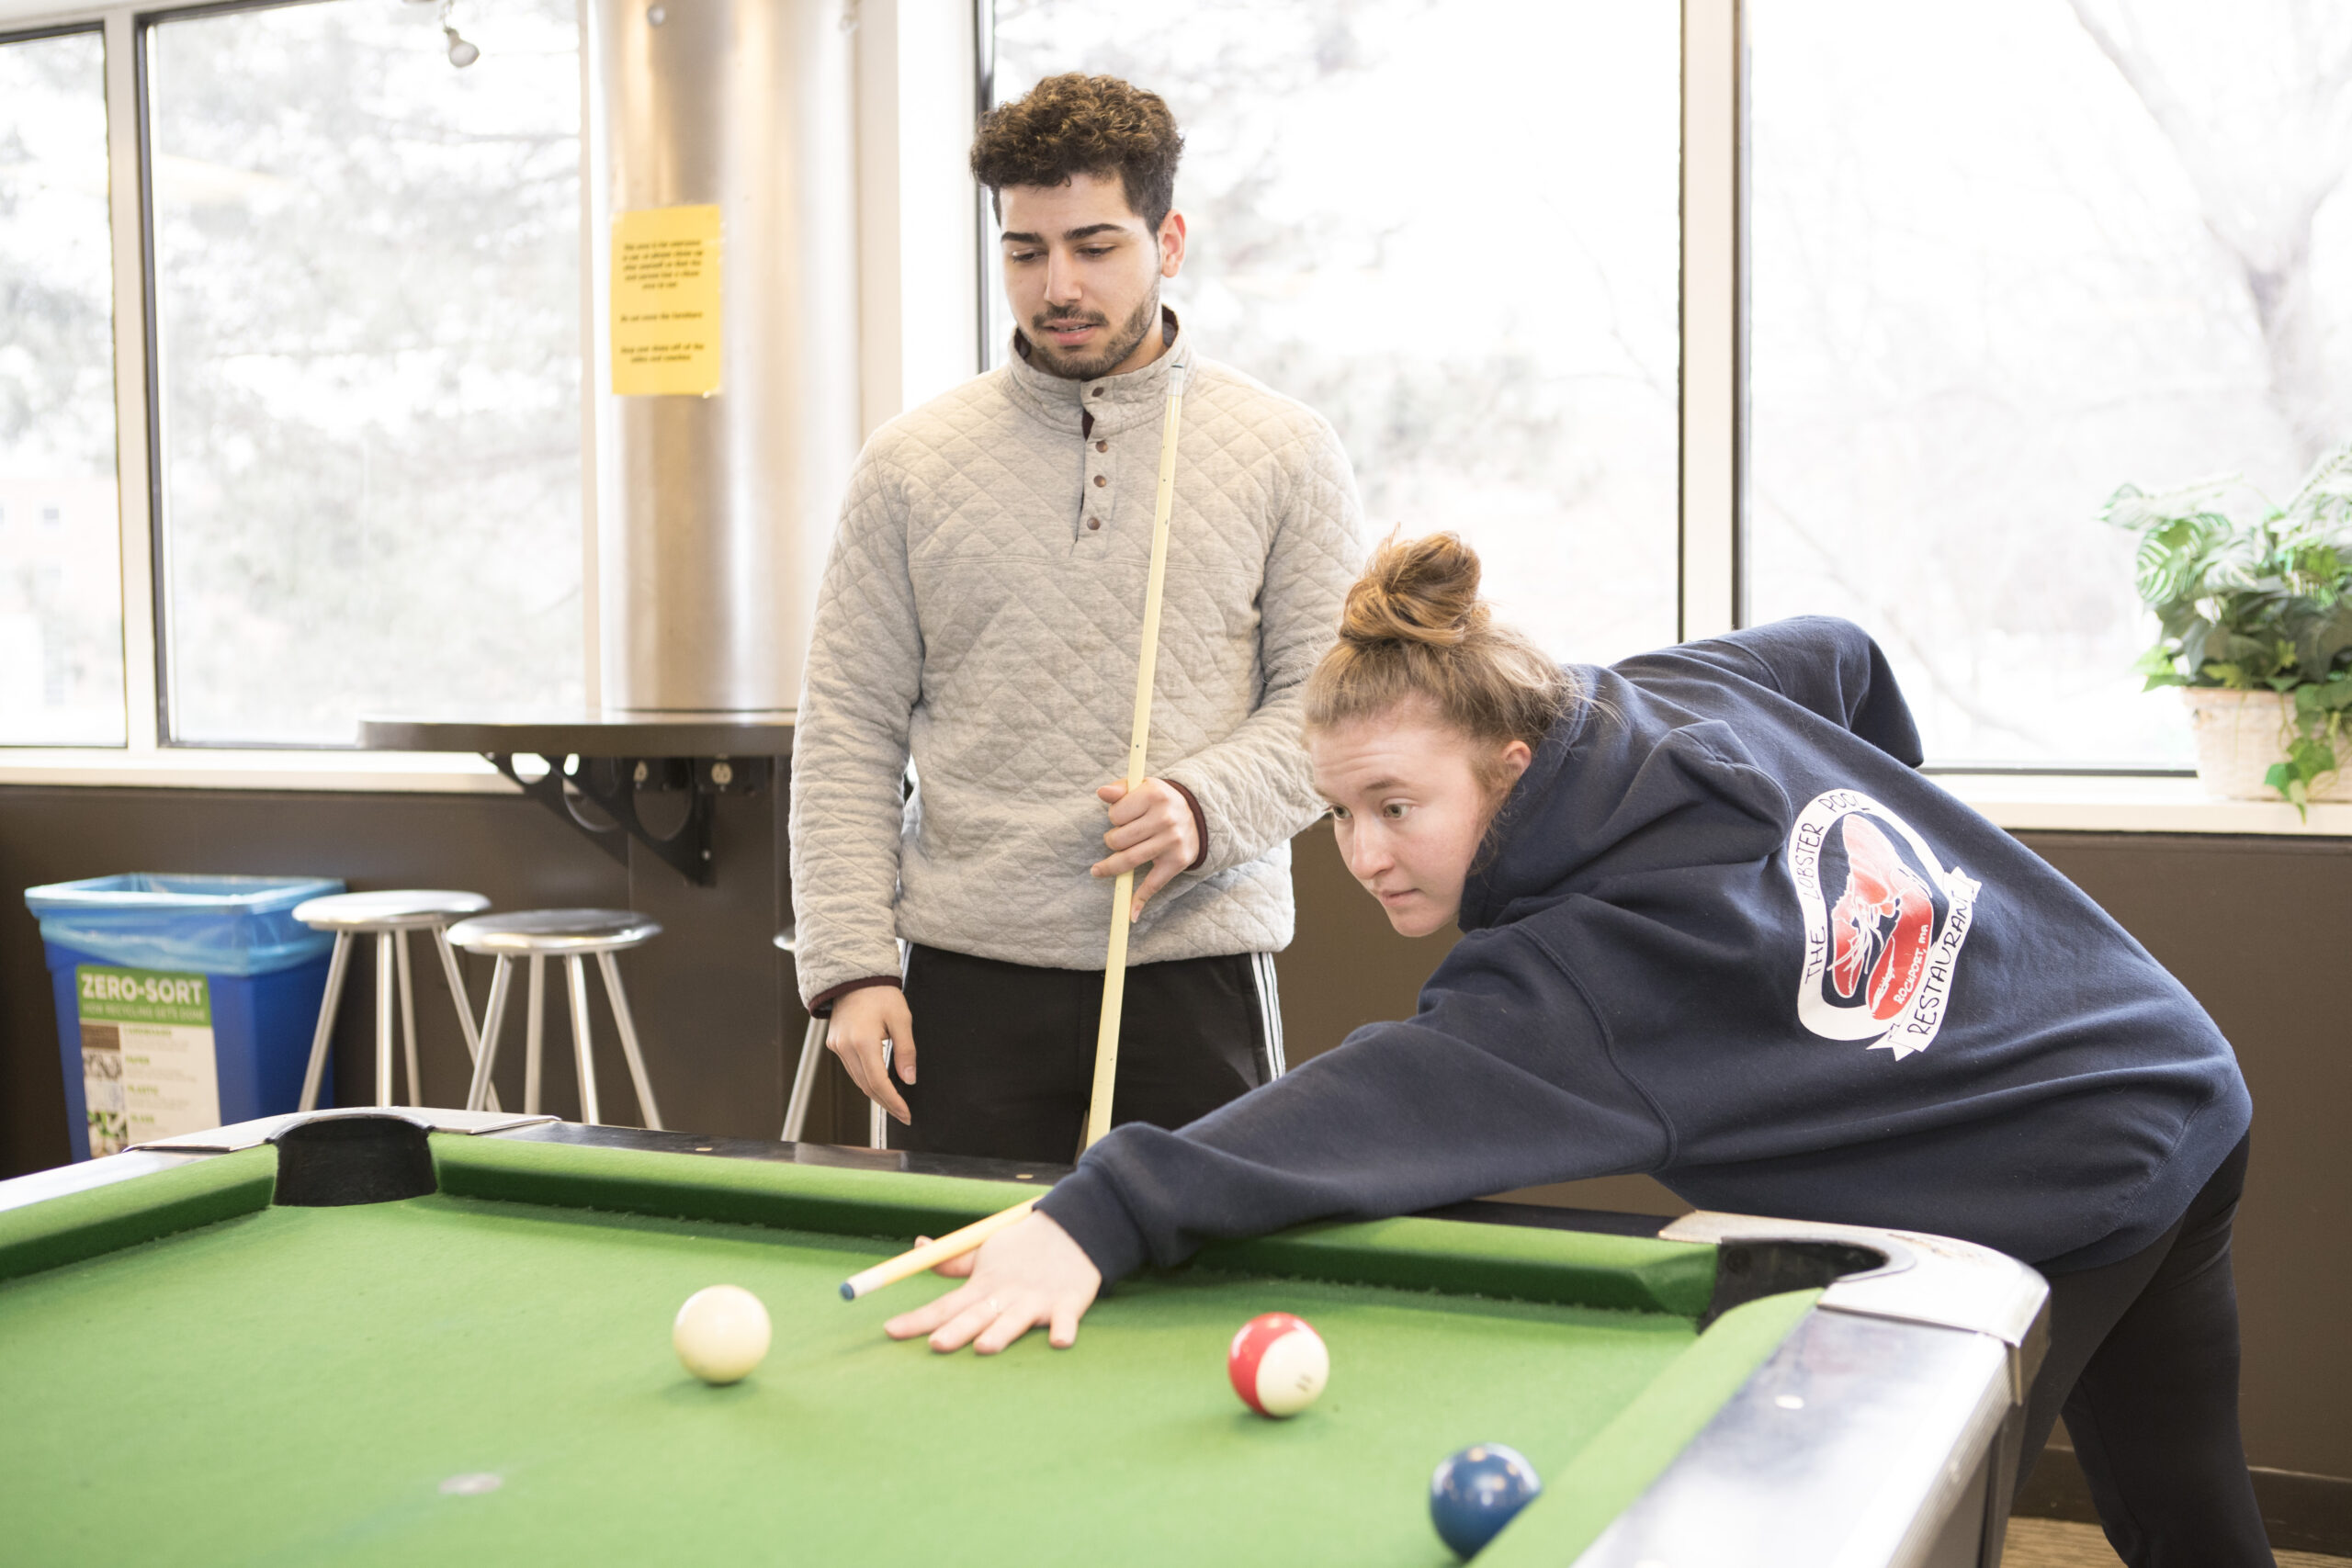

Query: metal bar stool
left=776, top=927, right=893, bottom=1150
left=447, top=909, right=663, bottom=1128
left=291, top=890, right=495, bottom=1111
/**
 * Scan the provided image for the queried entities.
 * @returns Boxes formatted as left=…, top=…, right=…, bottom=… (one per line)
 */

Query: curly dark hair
left=969, top=73, right=1184, bottom=229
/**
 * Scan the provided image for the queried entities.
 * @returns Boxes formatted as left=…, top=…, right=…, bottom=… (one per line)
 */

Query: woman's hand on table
left=884, top=1213, right=1102, bottom=1354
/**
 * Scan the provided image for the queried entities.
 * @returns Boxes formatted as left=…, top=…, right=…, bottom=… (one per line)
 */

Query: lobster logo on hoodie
left=1787, top=789, right=1981, bottom=1059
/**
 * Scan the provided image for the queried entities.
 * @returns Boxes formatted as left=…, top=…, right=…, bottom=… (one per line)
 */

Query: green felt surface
left=0, top=1141, right=1776, bottom=1568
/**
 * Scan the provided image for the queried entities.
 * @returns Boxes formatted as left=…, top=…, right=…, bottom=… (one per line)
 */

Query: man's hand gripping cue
left=826, top=985, right=915, bottom=1124
left=884, top=1212, right=1104, bottom=1354
left=1092, top=777, right=1199, bottom=920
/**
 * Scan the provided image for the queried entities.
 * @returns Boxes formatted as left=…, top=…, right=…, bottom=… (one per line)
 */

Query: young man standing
left=788, top=73, right=1365, bottom=1163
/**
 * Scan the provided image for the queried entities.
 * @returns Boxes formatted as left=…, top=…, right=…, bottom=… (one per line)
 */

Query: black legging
left=2018, top=1134, right=2272, bottom=1566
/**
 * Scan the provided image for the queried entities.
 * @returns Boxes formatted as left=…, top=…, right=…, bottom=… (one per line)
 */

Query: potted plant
left=2106, top=444, right=2352, bottom=813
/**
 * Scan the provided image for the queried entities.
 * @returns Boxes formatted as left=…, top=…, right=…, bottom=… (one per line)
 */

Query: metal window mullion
left=100, top=6, right=161, bottom=753
left=1679, top=0, right=1744, bottom=643
left=970, top=0, right=992, bottom=374
left=576, top=0, right=599, bottom=709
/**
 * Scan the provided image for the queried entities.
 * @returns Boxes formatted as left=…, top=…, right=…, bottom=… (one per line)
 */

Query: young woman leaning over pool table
left=887, top=532, right=2268, bottom=1568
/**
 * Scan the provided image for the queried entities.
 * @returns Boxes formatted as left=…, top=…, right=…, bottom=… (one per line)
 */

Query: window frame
left=0, top=0, right=2341, bottom=831
left=0, top=0, right=578, bottom=787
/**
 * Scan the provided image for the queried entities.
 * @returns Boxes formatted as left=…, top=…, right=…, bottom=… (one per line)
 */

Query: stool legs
left=297, top=931, right=356, bottom=1112
left=783, top=1013, right=826, bottom=1141
left=374, top=932, right=397, bottom=1105
left=595, top=952, right=663, bottom=1131
left=300, top=920, right=486, bottom=1112
left=464, top=950, right=661, bottom=1131
left=431, top=928, right=500, bottom=1114
left=565, top=955, right=602, bottom=1125
left=394, top=931, right=422, bottom=1108
left=524, top=956, right=547, bottom=1115
left=468, top=956, right=514, bottom=1113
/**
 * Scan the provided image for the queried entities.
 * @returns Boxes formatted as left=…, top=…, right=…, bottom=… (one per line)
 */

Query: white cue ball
left=673, top=1284, right=772, bottom=1384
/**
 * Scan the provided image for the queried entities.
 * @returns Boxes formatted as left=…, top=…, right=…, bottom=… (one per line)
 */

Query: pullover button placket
left=1081, top=407, right=1114, bottom=546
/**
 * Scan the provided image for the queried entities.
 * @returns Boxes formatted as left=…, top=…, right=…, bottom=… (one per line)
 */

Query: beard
left=1025, top=285, right=1162, bottom=380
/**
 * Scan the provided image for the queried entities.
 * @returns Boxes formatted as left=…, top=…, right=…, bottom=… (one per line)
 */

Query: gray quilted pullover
left=788, top=316, right=1366, bottom=1006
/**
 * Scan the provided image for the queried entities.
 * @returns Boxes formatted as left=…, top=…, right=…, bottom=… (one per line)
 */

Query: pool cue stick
left=1082, top=361, right=1191, bottom=1153
left=839, top=1194, right=1042, bottom=1301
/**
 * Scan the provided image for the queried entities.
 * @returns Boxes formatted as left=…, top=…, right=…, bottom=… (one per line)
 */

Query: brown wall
left=1, top=787, right=2344, bottom=1481
left=2027, top=833, right=2352, bottom=1485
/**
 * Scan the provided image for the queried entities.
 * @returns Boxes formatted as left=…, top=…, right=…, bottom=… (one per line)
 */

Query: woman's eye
left=1329, top=806, right=1350, bottom=821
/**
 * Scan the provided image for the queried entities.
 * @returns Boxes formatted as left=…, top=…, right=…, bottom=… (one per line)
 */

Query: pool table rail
left=2, top=1111, right=2052, bottom=1568
left=1555, top=1213, right=2049, bottom=1568
left=1564, top=1299, right=2020, bottom=1568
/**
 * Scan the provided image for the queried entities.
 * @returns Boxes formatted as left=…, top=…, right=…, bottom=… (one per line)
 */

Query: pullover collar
left=1003, top=306, right=1193, bottom=438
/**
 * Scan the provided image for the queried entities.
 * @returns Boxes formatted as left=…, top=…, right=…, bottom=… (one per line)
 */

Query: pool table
left=0, top=1109, right=2048, bottom=1567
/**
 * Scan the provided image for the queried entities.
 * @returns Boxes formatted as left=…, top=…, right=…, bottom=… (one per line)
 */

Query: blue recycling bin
left=24, top=874, right=345, bottom=1161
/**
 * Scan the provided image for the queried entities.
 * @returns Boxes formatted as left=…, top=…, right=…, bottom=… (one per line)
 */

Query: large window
left=146, top=0, right=583, bottom=745
left=988, top=0, right=1683, bottom=667
left=991, top=1, right=2352, bottom=772
left=8, top=0, right=2346, bottom=784
left=1747, top=0, right=2352, bottom=767
left=0, top=27, right=125, bottom=747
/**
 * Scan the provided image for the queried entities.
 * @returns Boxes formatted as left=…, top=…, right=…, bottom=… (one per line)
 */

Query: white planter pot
left=2182, top=687, right=2352, bottom=802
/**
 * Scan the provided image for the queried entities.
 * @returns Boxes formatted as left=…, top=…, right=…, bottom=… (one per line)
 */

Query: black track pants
left=892, top=943, right=1281, bottom=1165
left=2018, top=1134, right=2272, bottom=1566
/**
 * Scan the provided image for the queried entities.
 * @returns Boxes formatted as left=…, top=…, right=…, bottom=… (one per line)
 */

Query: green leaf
left=2120, top=444, right=2352, bottom=725
left=2264, top=761, right=2313, bottom=820
left=2286, top=735, right=2336, bottom=775
left=2132, top=646, right=2187, bottom=688
left=2203, top=660, right=2254, bottom=690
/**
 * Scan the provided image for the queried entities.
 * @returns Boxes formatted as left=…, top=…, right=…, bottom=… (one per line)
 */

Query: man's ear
left=1159, top=210, right=1188, bottom=278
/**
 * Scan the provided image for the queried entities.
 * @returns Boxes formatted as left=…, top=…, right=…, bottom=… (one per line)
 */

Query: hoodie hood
left=1459, top=667, right=1792, bottom=931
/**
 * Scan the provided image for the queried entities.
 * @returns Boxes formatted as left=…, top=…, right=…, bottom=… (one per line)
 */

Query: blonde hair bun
left=1307, top=530, right=1575, bottom=774
left=1341, top=532, right=1488, bottom=649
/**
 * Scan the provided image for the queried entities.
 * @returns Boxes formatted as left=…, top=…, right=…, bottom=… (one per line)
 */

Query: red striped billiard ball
left=1227, top=1312, right=1329, bottom=1417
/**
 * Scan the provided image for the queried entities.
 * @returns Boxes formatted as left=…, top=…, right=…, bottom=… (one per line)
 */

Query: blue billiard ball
left=1429, top=1443, right=1544, bottom=1559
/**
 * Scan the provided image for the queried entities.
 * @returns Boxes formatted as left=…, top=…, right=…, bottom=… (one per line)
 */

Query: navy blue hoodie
left=1037, top=617, right=2252, bottom=1280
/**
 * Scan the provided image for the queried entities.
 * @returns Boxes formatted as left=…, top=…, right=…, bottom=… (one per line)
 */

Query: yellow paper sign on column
left=612, top=204, right=722, bottom=396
